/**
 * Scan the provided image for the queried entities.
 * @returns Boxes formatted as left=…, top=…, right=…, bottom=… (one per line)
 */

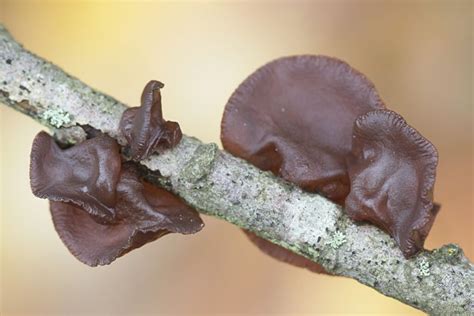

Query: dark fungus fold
left=50, top=164, right=204, bottom=266
left=345, top=109, right=439, bottom=258
left=120, top=80, right=182, bottom=161
left=221, top=55, right=385, bottom=272
left=116, top=164, right=204, bottom=236
left=221, top=55, right=385, bottom=202
left=30, top=131, right=122, bottom=223
left=30, top=131, right=203, bottom=266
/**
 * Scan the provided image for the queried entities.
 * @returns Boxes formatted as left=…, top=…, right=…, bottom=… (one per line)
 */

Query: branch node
left=179, top=143, right=219, bottom=184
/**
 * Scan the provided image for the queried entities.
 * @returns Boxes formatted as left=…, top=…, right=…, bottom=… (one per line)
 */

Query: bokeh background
left=0, top=1, right=472, bottom=315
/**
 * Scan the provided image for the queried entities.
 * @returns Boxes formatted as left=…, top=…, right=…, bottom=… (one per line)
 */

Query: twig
left=0, top=24, right=472, bottom=315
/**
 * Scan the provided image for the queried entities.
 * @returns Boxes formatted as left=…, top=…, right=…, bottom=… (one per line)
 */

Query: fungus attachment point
left=221, top=55, right=385, bottom=272
left=50, top=164, right=204, bottom=266
left=120, top=80, right=182, bottom=161
left=30, top=131, right=121, bottom=223
left=345, top=109, right=439, bottom=258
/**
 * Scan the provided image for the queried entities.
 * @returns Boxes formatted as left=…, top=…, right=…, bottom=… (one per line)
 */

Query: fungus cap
left=30, top=131, right=121, bottom=223
left=221, top=55, right=385, bottom=272
left=221, top=55, right=385, bottom=202
left=120, top=80, right=182, bottom=161
left=345, top=109, right=439, bottom=257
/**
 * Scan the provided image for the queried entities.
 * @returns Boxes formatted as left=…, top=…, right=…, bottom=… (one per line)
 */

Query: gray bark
left=0, top=24, right=472, bottom=315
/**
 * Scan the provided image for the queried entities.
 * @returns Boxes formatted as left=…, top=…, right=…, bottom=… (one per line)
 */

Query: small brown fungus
left=345, top=109, right=439, bottom=258
left=30, top=131, right=121, bottom=223
left=120, top=80, right=182, bottom=161
left=221, top=55, right=385, bottom=272
left=49, top=164, right=204, bottom=266
left=30, top=131, right=202, bottom=266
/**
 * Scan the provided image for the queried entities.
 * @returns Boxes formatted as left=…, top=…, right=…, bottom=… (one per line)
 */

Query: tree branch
left=0, top=24, right=472, bottom=315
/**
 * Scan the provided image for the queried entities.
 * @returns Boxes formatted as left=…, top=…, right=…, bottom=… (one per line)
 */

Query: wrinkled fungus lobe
left=50, top=165, right=203, bottom=266
left=30, top=131, right=121, bottom=223
left=120, top=80, right=182, bottom=161
left=221, top=55, right=385, bottom=202
left=30, top=132, right=203, bottom=266
left=221, top=55, right=385, bottom=271
left=345, top=109, right=439, bottom=258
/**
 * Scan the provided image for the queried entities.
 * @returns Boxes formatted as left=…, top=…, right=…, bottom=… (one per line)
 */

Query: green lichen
left=42, top=108, right=71, bottom=128
left=327, top=230, right=347, bottom=249
left=443, top=244, right=463, bottom=259
left=447, top=248, right=458, bottom=256
left=431, top=243, right=464, bottom=265
left=417, top=258, right=431, bottom=277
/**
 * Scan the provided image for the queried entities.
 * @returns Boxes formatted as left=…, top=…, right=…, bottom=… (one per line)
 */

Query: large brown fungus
left=120, top=80, right=182, bottom=161
left=30, top=131, right=203, bottom=266
left=30, top=131, right=121, bottom=223
left=221, top=55, right=385, bottom=271
left=50, top=165, right=203, bottom=266
left=221, top=55, right=384, bottom=203
left=345, top=109, right=439, bottom=258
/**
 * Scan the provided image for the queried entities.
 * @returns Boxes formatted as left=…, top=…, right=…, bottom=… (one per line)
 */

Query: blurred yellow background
left=0, top=1, right=472, bottom=315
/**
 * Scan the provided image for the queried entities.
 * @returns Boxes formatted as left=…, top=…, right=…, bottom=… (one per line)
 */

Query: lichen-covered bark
left=0, top=24, right=472, bottom=315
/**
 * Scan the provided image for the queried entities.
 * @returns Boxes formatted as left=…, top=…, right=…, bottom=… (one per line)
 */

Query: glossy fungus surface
left=120, top=80, right=182, bottom=161
left=30, top=131, right=121, bottom=223
left=345, top=109, right=439, bottom=258
left=221, top=55, right=385, bottom=272
left=115, top=164, right=204, bottom=236
left=50, top=164, right=204, bottom=266
left=30, top=131, right=203, bottom=266
left=221, top=55, right=385, bottom=202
